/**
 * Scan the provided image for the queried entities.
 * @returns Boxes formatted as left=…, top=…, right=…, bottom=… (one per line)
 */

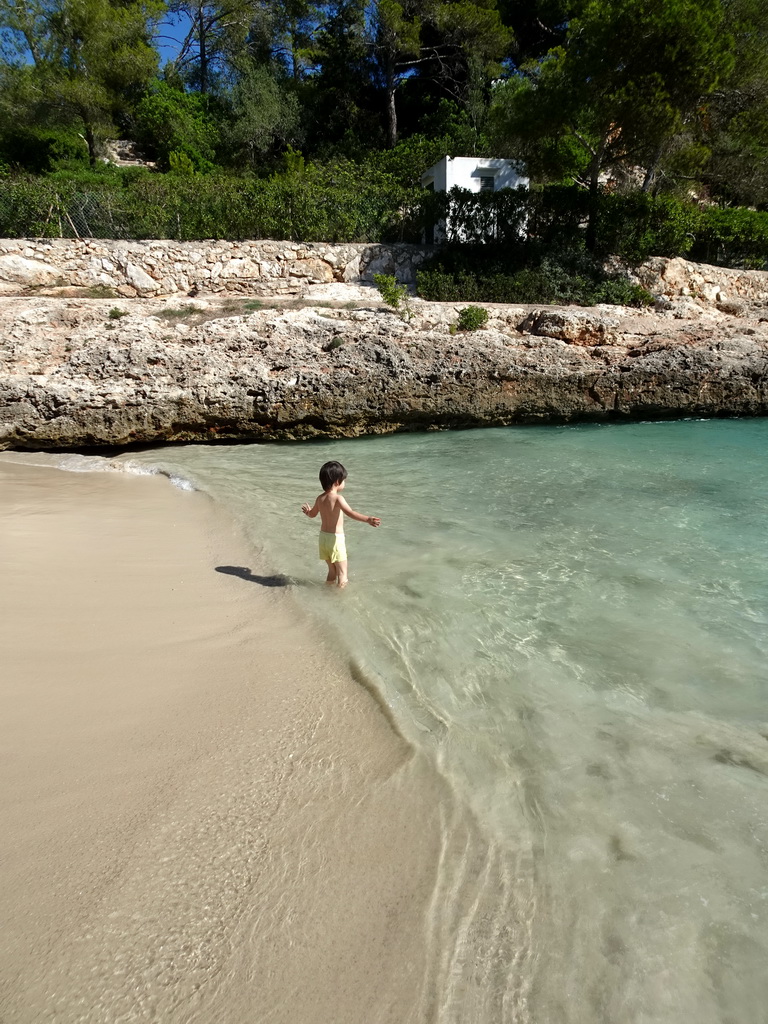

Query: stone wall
left=3, top=238, right=768, bottom=312
left=0, top=239, right=432, bottom=299
left=636, top=257, right=768, bottom=309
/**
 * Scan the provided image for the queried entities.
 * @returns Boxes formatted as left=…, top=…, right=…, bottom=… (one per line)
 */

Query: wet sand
left=0, top=460, right=445, bottom=1024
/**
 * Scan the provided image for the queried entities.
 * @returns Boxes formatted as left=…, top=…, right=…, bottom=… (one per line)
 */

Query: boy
left=301, top=461, right=381, bottom=588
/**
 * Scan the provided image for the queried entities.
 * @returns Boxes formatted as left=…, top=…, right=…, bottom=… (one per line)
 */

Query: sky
left=154, top=12, right=192, bottom=67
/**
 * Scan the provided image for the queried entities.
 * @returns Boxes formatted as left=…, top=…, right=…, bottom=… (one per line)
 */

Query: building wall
left=420, top=156, right=529, bottom=243
left=421, top=156, right=528, bottom=193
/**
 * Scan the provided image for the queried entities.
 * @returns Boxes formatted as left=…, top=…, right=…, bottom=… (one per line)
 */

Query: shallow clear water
left=122, top=419, right=768, bottom=1023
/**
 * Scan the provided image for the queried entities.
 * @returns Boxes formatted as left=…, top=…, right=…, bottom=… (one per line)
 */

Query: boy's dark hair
left=319, top=460, right=348, bottom=491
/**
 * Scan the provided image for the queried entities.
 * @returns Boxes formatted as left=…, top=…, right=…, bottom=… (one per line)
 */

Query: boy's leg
left=324, top=559, right=337, bottom=584
left=334, top=559, right=348, bottom=588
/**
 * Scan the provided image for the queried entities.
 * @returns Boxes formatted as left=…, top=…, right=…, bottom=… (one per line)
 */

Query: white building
left=421, top=155, right=527, bottom=194
left=420, top=155, right=528, bottom=243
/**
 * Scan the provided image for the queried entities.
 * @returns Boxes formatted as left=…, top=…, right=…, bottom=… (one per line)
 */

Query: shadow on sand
left=215, top=565, right=293, bottom=588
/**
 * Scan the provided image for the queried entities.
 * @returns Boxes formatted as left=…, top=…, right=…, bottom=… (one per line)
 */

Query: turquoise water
left=123, top=420, right=768, bottom=1023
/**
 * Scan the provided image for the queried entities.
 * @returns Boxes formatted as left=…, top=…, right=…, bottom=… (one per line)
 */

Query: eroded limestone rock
left=519, top=309, right=621, bottom=346
left=0, top=293, right=765, bottom=450
left=0, top=254, right=61, bottom=287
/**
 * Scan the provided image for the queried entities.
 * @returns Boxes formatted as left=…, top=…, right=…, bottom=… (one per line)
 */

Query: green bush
left=691, top=206, right=768, bottom=269
left=374, top=273, right=413, bottom=321
left=0, top=168, right=421, bottom=242
left=417, top=246, right=654, bottom=308
left=0, top=126, right=90, bottom=174
left=456, top=306, right=489, bottom=330
left=418, top=267, right=654, bottom=307
left=168, top=151, right=197, bottom=177
left=595, top=191, right=703, bottom=262
left=134, top=83, right=219, bottom=173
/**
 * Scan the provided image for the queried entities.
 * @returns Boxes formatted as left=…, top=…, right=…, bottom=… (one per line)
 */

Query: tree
left=491, top=0, right=735, bottom=245
left=309, top=0, right=377, bottom=150
left=167, top=0, right=251, bottom=93
left=370, top=0, right=511, bottom=148
left=218, top=58, right=302, bottom=166
left=698, top=0, right=768, bottom=205
left=0, top=0, right=52, bottom=66
left=248, top=0, right=321, bottom=82
left=0, top=0, right=162, bottom=164
left=494, top=0, right=573, bottom=65
left=371, top=0, right=422, bottom=148
left=134, top=79, right=219, bottom=169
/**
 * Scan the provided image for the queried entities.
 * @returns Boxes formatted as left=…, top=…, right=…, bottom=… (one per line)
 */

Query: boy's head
left=319, top=460, right=347, bottom=491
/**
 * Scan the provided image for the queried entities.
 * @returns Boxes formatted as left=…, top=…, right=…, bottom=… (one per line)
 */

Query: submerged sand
left=0, top=460, right=445, bottom=1024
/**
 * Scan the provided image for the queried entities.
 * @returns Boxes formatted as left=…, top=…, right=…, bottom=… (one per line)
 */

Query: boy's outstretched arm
left=338, top=495, right=381, bottom=527
left=301, top=497, right=320, bottom=518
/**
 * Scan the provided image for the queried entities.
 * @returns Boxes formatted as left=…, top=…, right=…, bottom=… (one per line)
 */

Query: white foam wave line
left=116, top=459, right=198, bottom=491
left=0, top=450, right=198, bottom=492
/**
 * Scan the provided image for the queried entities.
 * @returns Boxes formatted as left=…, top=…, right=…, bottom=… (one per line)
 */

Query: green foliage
left=0, top=0, right=766, bottom=226
left=0, top=167, right=420, bottom=242
left=489, top=0, right=735, bottom=245
left=417, top=246, right=655, bottom=307
left=368, top=0, right=510, bottom=147
left=168, top=151, right=197, bottom=176
left=0, top=0, right=163, bottom=165
left=309, top=0, right=375, bottom=151
left=696, top=0, right=768, bottom=206
left=134, top=83, right=219, bottom=172
left=373, top=272, right=413, bottom=320
left=456, top=305, right=489, bottom=330
left=155, top=306, right=191, bottom=318
left=596, top=191, right=703, bottom=262
left=363, top=133, right=460, bottom=188
left=167, top=0, right=253, bottom=95
left=260, top=0, right=323, bottom=81
left=0, top=122, right=90, bottom=174
left=425, top=184, right=712, bottom=263
left=692, top=206, right=768, bottom=268
left=425, top=185, right=532, bottom=244
left=1, top=154, right=767, bottom=278
left=283, top=145, right=306, bottom=176
left=217, top=60, right=302, bottom=167
left=418, top=266, right=654, bottom=306
left=108, top=306, right=128, bottom=318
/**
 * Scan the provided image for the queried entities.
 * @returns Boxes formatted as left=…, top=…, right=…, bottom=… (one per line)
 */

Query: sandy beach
left=0, top=459, right=445, bottom=1024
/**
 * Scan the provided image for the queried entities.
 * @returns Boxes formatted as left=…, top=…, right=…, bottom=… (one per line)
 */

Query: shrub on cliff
left=596, top=192, right=703, bottom=263
left=374, top=273, right=414, bottom=321
left=456, top=306, right=489, bottom=331
left=0, top=168, right=766, bottom=274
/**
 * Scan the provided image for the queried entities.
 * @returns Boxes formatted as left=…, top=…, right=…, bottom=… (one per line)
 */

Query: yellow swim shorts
left=319, top=531, right=347, bottom=563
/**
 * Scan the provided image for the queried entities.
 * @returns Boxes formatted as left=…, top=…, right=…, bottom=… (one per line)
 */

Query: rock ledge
left=1, top=289, right=766, bottom=450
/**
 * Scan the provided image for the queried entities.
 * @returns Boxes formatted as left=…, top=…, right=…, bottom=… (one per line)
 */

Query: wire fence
left=0, top=176, right=427, bottom=244
left=29, top=191, right=131, bottom=239
left=0, top=176, right=766, bottom=267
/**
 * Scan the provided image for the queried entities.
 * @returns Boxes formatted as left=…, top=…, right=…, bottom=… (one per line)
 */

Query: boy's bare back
left=302, top=484, right=380, bottom=533
left=313, top=489, right=346, bottom=534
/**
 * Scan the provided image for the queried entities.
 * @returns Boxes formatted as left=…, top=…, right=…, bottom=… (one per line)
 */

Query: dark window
left=479, top=176, right=495, bottom=192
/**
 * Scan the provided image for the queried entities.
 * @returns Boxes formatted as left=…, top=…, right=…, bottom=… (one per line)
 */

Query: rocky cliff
left=1, top=273, right=766, bottom=450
